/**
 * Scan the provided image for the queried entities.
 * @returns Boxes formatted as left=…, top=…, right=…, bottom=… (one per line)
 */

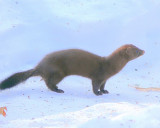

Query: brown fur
left=0, top=44, right=144, bottom=95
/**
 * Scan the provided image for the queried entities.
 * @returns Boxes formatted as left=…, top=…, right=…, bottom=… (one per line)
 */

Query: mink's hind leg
left=43, top=71, right=65, bottom=93
left=100, top=82, right=109, bottom=94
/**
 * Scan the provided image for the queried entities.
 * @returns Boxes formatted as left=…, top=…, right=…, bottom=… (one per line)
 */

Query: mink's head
left=119, top=44, right=145, bottom=61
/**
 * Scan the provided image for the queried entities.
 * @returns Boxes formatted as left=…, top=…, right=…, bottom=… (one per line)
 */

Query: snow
left=0, top=0, right=160, bottom=128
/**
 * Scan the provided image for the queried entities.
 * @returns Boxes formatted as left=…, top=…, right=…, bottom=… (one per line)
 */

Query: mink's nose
left=140, top=50, right=145, bottom=56
left=142, top=50, right=145, bottom=55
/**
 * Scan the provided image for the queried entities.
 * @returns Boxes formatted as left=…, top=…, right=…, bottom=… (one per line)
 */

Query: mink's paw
left=94, top=91, right=103, bottom=96
left=101, top=90, right=109, bottom=94
left=57, top=89, right=64, bottom=93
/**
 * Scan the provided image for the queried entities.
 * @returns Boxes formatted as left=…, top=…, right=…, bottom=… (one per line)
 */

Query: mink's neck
left=103, top=52, right=129, bottom=78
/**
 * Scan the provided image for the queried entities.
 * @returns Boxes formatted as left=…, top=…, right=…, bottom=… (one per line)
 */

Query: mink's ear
left=126, top=47, right=132, bottom=54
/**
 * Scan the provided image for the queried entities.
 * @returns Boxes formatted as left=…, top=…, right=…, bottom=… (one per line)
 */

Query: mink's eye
left=136, top=50, right=139, bottom=55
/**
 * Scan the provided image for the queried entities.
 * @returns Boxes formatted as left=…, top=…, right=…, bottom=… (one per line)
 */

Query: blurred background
left=0, top=0, right=160, bottom=87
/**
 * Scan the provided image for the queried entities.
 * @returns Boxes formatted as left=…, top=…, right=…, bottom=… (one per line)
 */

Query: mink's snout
left=141, top=50, right=145, bottom=55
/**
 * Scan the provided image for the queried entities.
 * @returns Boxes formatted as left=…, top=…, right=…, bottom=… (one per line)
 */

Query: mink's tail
left=0, top=69, right=38, bottom=90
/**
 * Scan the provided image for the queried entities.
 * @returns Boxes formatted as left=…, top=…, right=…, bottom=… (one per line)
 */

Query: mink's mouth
left=139, top=50, right=145, bottom=56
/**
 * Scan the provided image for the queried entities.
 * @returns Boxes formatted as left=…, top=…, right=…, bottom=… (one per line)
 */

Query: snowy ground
left=0, top=0, right=160, bottom=128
